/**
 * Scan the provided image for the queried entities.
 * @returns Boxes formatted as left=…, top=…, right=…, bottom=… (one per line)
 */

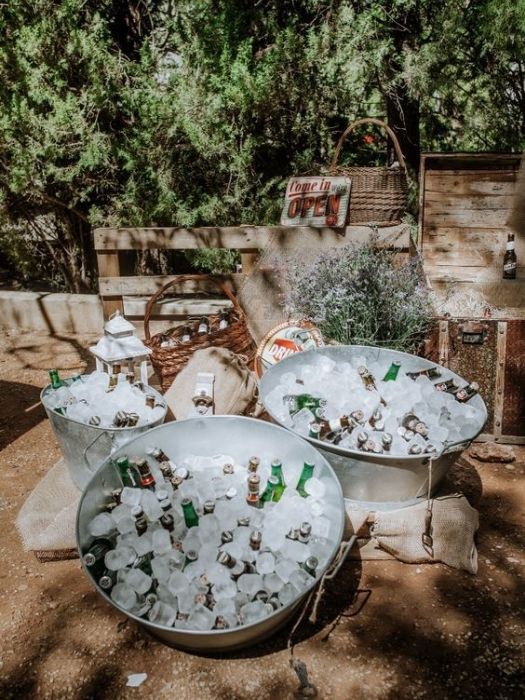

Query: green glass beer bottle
left=49, top=368, right=64, bottom=389
left=383, top=361, right=401, bottom=382
left=83, top=538, right=113, bottom=567
left=284, top=393, right=327, bottom=416
left=270, top=460, right=286, bottom=502
left=260, top=475, right=279, bottom=504
left=115, top=456, right=138, bottom=488
left=181, top=498, right=199, bottom=528
left=296, top=461, right=315, bottom=497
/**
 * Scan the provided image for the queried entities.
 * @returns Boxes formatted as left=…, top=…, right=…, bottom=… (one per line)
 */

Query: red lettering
left=287, top=197, right=301, bottom=218
left=327, top=194, right=341, bottom=216
left=314, top=194, right=327, bottom=217
left=300, top=196, right=315, bottom=217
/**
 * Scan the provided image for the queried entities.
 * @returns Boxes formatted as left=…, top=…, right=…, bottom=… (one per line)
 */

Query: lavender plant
left=283, top=242, right=433, bottom=353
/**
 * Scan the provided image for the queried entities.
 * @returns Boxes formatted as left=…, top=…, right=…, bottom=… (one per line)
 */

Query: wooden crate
left=94, top=224, right=412, bottom=335
left=419, top=153, right=525, bottom=443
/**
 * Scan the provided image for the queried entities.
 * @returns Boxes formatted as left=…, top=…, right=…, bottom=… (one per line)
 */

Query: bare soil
left=0, top=332, right=523, bottom=700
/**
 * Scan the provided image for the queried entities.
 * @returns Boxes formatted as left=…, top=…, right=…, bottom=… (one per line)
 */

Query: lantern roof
left=89, top=334, right=152, bottom=363
left=104, top=310, right=135, bottom=336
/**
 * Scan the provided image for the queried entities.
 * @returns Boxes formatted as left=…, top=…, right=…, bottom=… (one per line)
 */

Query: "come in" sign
left=280, top=176, right=351, bottom=227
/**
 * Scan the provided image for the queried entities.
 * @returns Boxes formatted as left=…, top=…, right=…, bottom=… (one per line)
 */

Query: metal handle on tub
left=83, top=431, right=112, bottom=473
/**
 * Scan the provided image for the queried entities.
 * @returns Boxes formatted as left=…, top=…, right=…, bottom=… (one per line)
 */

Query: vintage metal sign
left=280, top=176, right=351, bottom=227
left=254, top=320, right=324, bottom=378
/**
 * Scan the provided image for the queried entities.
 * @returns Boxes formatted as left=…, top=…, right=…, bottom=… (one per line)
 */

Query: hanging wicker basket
left=329, top=117, right=408, bottom=226
left=144, top=275, right=256, bottom=392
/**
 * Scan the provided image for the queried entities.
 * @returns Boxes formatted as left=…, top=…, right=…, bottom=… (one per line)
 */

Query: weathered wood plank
left=93, top=224, right=411, bottom=251
left=96, top=249, right=123, bottom=318
left=99, top=273, right=245, bottom=297
left=123, top=296, right=232, bottom=318
left=424, top=249, right=496, bottom=267
left=493, top=322, right=507, bottom=438
left=425, top=193, right=514, bottom=210
left=425, top=174, right=517, bottom=196
left=425, top=265, right=525, bottom=284
left=425, top=209, right=510, bottom=228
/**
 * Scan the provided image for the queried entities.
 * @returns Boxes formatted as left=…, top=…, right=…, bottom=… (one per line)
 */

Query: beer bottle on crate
left=503, top=232, right=517, bottom=279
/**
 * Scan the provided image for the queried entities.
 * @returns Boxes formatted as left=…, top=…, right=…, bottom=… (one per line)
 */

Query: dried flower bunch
left=283, top=241, right=433, bottom=353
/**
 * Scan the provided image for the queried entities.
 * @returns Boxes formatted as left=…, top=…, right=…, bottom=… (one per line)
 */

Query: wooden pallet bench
left=94, top=224, right=413, bottom=334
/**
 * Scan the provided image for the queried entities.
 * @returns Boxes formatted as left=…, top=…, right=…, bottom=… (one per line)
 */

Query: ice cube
left=289, top=568, right=313, bottom=592
left=278, top=582, right=298, bottom=606
left=255, top=551, right=275, bottom=575
left=110, top=583, right=137, bottom=610
left=150, top=555, right=171, bottom=583
left=120, top=487, right=142, bottom=507
left=152, top=528, right=172, bottom=555
left=263, top=573, right=285, bottom=593
left=88, top=513, right=115, bottom=537
left=304, top=477, right=326, bottom=499
left=125, top=568, right=152, bottom=595
left=275, top=558, right=300, bottom=584
left=148, top=601, right=177, bottom=627
left=237, top=573, right=264, bottom=597
left=240, top=601, right=267, bottom=624
left=167, top=570, right=189, bottom=596
left=104, top=546, right=136, bottom=571
left=187, top=605, right=216, bottom=631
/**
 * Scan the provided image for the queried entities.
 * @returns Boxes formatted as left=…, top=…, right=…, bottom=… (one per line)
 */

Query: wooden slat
left=477, top=433, right=525, bottom=445
left=425, top=174, right=516, bottom=196
left=123, top=296, right=231, bottom=318
left=96, top=249, right=123, bottom=318
left=93, top=224, right=411, bottom=251
left=425, top=265, right=525, bottom=284
left=425, top=209, right=510, bottom=228
left=99, top=273, right=245, bottom=297
left=429, top=281, right=525, bottom=320
left=493, top=322, right=507, bottom=439
left=425, top=193, right=514, bottom=210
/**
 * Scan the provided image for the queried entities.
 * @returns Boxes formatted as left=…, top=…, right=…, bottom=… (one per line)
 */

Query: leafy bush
left=283, top=242, right=433, bottom=353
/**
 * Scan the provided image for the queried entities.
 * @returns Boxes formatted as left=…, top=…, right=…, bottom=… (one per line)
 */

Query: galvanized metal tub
left=259, top=345, right=488, bottom=510
left=41, top=381, right=167, bottom=491
left=76, top=416, right=345, bottom=652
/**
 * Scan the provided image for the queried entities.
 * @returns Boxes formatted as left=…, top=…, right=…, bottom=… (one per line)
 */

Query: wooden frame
left=94, top=224, right=412, bottom=324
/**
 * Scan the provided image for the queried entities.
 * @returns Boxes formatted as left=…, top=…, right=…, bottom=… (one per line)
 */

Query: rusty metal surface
left=502, top=321, right=525, bottom=436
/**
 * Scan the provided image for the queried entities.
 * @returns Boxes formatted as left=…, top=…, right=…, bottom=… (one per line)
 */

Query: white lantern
left=89, top=311, right=152, bottom=385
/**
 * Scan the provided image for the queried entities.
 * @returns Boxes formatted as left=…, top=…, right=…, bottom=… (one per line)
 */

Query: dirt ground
left=0, top=332, right=524, bottom=700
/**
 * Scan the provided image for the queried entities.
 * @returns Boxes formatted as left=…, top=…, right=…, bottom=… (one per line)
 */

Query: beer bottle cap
left=305, top=556, right=319, bottom=571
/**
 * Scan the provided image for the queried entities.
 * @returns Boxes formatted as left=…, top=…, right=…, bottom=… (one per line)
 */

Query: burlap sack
left=369, top=494, right=479, bottom=574
left=164, top=347, right=260, bottom=420
left=16, top=458, right=80, bottom=561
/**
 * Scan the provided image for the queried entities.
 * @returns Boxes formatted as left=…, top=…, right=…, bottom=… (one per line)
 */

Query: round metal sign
left=254, top=320, right=324, bottom=378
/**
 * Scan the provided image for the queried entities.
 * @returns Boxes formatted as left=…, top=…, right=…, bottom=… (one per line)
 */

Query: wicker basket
left=329, top=117, right=408, bottom=226
left=144, top=275, right=256, bottom=392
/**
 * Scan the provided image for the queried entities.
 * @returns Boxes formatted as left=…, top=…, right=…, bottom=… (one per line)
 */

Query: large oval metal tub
left=76, top=416, right=345, bottom=652
left=42, top=381, right=167, bottom=491
left=260, top=345, right=488, bottom=510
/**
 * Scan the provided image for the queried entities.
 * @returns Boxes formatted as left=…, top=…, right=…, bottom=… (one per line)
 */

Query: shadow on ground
left=0, top=380, right=46, bottom=451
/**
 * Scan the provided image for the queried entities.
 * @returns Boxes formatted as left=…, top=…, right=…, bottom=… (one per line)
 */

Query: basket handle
left=144, top=274, right=244, bottom=341
left=329, top=117, right=407, bottom=172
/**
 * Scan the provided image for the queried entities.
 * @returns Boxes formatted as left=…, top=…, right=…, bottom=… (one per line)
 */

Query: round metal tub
left=42, top=381, right=167, bottom=491
left=76, top=416, right=345, bottom=652
left=259, top=345, right=488, bottom=510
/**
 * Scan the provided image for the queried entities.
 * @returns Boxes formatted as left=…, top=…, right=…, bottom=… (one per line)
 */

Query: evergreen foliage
left=0, top=1, right=524, bottom=290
